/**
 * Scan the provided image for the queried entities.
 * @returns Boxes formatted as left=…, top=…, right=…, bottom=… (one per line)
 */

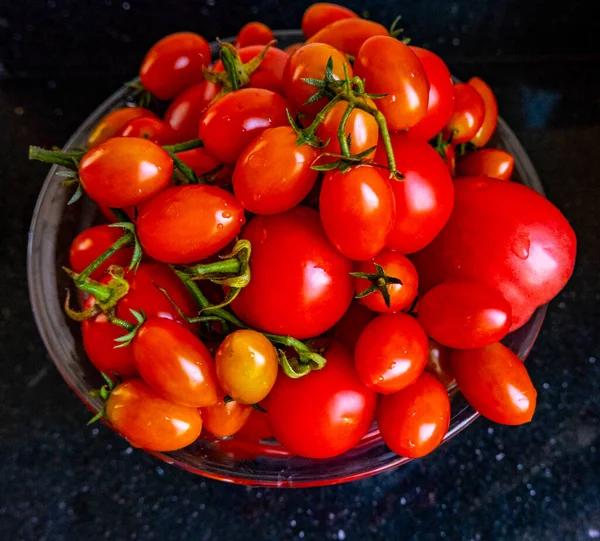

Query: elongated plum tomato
left=307, top=18, right=388, bottom=57
left=198, top=88, right=290, bottom=164
left=302, top=3, right=359, bottom=38
left=105, top=379, right=203, bottom=451
left=355, top=36, right=429, bottom=131
left=266, top=341, right=377, bottom=459
left=451, top=342, right=537, bottom=425
left=231, top=207, right=354, bottom=339
left=456, top=148, right=514, bottom=180
left=333, top=303, right=376, bottom=352
left=140, top=32, right=211, bottom=100
left=132, top=318, right=218, bottom=407
left=354, top=313, right=428, bottom=394
left=136, top=185, right=245, bottom=264
left=375, top=133, right=454, bottom=254
left=87, top=107, right=157, bottom=148
left=442, top=83, right=485, bottom=144
left=201, top=395, right=252, bottom=438
left=118, top=116, right=177, bottom=145
left=426, top=339, right=455, bottom=389
left=319, top=164, right=395, bottom=261
left=79, top=137, right=173, bottom=208
left=468, top=77, right=498, bottom=147
left=406, top=47, right=455, bottom=141
left=235, top=21, right=274, bottom=48
left=283, top=43, right=352, bottom=115
left=176, top=147, right=221, bottom=177
left=418, top=280, right=512, bottom=349
left=377, top=372, right=450, bottom=458
left=233, top=126, right=319, bottom=215
left=163, top=82, right=212, bottom=142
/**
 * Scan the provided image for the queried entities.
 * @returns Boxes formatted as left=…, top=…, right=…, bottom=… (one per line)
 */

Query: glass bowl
left=27, top=30, right=547, bottom=487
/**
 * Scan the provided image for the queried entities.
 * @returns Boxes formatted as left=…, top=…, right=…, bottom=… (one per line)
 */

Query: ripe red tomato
left=235, top=22, right=274, bottom=48
left=355, top=36, right=430, bottom=131
left=69, top=224, right=134, bottom=279
left=118, top=116, right=177, bottom=145
left=87, top=107, right=157, bottom=148
left=307, top=18, right=388, bottom=57
left=468, top=77, right=498, bottom=147
left=333, top=302, right=376, bottom=352
left=231, top=207, right=353, bottom=339
left=443, top=142, right=456, bottom=176
left=198, top=88, right=290, bottom=164
left=79, top=137, right=173, bottom=208
left=235, top=407, right=272, bottom=442
left=456, top=148, right=514, bottom=180
left=176, top=147, right=221, bottom=177
left=426, top=339, right=455, bottom=389
left=354, top=250, right=418, bottom=313
left=232, top=126, right=319, bottom=214
left=302, top=3, right=359, bottom=38
left=319, top=165, right=395, bottom=261
left=140, top=32, right=211, bottom=100
left=266, top=341, right=377, bottom=458
left=375, top=133, right=454, bottom=254
left=105, top=379, right=203, bottom=451
left=442, top=83, right=486, bottom=144
left=377, top=372, right=450, bottom=458
left=406, top=47, right=455, bottom=141
left=163, top=82, right=212, bottom=142
left=451, top=342, right=537, bottom=425
left=136, top=185, right=245, bottom=264
left=201, top=395, right=252, bottom=438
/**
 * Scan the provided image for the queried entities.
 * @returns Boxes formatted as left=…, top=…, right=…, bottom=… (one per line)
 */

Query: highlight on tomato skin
left=468, top=76, right=499, bottom=148
left=455, top=148, right=515, bottom=180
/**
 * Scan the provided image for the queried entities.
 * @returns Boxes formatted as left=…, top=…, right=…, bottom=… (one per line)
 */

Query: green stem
left=262, top=333, right=311, bottom=353
left=165, top=149, right=203, bottom=185
left=109, top=208, right=132, bottom=223
left=107, top=316, right=135, bottom=332
left=304, top=94, right=343, bottom=138
left=185, top=258, right=241, bottom=278
left=337, top=103, right=355, bottom=157
left=29, top=146, right=85, bottom=169
left=221, top=45, right=241, bottom=90
left=162, top=138, right=204, bottom=153
left=77, top=232, right=133, bottom=283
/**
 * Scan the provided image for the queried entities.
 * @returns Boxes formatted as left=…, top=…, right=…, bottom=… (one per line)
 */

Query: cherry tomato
left=266, top=341, right=377, bottom=458
left=176, top=147, right=221, bottom=177
left=442, top=83, right=486, bottom=144
left=284, top=43, right=303, bottom=55
left=140, top=32, right=211, bottom=100
left=302, top=3, right=359, bottom=38
left=426, top=339, right=455, bottom=389
left=201, top=395, right=252, bottom=438
left=235, top=407, right=272, bottom=441
left=377, top=372, right=450, bottom=458
left=456, top=148, right=514, bottom=180
left=232, top=126, right=319, bottom=214
left=105, top=379, right=203, bottom=451
left=231, top=207, right=353, bottom=339
left=307, top=18, right=388, bottom=57
left=283, top=43, right=352, bottom=115
left=333, top=302, right=376, bottom=352
left=163, top=82, right=211, bottom=142
left=375, top=133, right=454, bottom=254
left=354, top=313, right=428, bottom=394
left=468, top=77, right=498, bottom=147
left=406, top=47, right=455, bottom=141
left=137, top=185, right=245, bottom=264
left=198, top=88, right=290, bottom=164
left=355, top=36, right=430, bottom=131
left=118, top=116, right=177, bottom=145
left=235, top=22, right=274, bottom=48
left=79, top=137, right=173, bottom=208
left=215, top=330, right=278, bottom=404
left=354, top=250, right=418, bottom=313
left=451, top=342, right=537, bottom=425
left=319, top=165, right=395, bottom=261
left=69, top=224, right=134, bottom=279
left=87, top=107, right=157, bottom=148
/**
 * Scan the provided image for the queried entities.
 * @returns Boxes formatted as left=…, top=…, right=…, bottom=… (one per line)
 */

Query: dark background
left=1, top=1, right=599, bottom=540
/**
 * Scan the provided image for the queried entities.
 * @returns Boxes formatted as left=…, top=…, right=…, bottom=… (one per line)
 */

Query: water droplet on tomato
left=222, top=211, right=232, bottom=219
left=512, top=231, right=530, bottom=260
left=216, top=223, right=224, bottom=230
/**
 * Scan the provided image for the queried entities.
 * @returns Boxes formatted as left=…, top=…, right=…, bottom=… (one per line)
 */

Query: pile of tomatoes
left=30, top=3, right=576, bottom=462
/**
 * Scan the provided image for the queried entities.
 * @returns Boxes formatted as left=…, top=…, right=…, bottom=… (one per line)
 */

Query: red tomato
left=87, top=107, right=157, bottom=148
left=284, top=43, right=303, bottom=55
left=411, top=177, right=577, bottom=330
left=137, top=185, right=245, bottom=264
left=232, top=126, right=319, bottom=215
left=377, top=372, right=450, bottom=458
left=307, top=18, right=388, bottom=57
left=319, top=165, right=395, bottom=261
left=426, top=339, right=455, bottom=389
left=69, top=224, right=134, bottom=279
left=302, top=3, right=359, bottom=38
left=406, top=47, right=455, bottom=141
left=198, top=88, right=290, bottom=164
left=468, top=77, right=498, bottom=147
left=355, top=36, right=429, bottom=131
left=442, top=83, right=486, bottom=144
left=451, top=342, right=537, bottom=425
left=201, top=395, right=252, bottom=438
left=444, top=143, right=456, bottom=176
left=163, top=82, right=212, bottom=142
left=266, top=341, right=377, bottom=458
left=235, top=407, right=272, bottom=441
left=231, top=207, right=354, bottom=339
left=140, top=32, right=211, bottom=100
left=333, top=303, right=376, bottom=352
left=118, top=116, right=177, bottom=145
left=79, top=137, right=173, bottom=208
left=176, top=147, right=221, bottom=177
left=98, top=205, right=136, bottom=224
left=105, top=379, right=203, bottom=451
left=456, top=148, right=514, bottom=180
left=354, top=250, right=418, bottom=313
left=375, top=133, right=454, bottom=254
left=235, top=22, right=274, bottom=48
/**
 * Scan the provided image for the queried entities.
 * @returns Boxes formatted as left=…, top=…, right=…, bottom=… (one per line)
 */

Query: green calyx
left=88, top=372, right=119, bottom=425
left=350, top=262, right=403, bottom=309
left=112, top=309, right=146, bottom=348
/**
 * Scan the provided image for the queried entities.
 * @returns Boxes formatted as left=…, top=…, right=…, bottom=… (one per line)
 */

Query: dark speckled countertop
left=1, top=1, right=599, bottom=540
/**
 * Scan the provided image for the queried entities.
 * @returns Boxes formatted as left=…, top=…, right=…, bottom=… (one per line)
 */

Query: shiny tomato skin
left=468, top=77, right=498, bottom=147
left=136, top=185, right=245, bottom=264
left=198, top=88, right=290, bottom=164
left=163, top=82, right=212, bottom=142
left=79, top=137, right=173, bottom=208
left=377, top=372, right=450, bottom=458
left=375, top=133, right=454, bottom=254
left=307, top=18, right=388, bottom=57
left=333, top=302, right=376, bottom=352
left=302, top=3, right=359, bottom=38
left=87, top=107, right=157, bottom=149
left=355, top=36, right=430, bottom=131
left=118, top=116, right=177, bottom=145
left=235, top=407, right=272, bottom=441
left=442, top=83, right=486, bottom=144
left=176, top=147, right=221, bottom=177
left=406, top=47, right=455, bottom=141
left=232, top=126, right=319, bottom=215
left=319, top=165, right=396, bottom=261
left=201, top=395, right=252, bottom=438
left=231, top=207, right=354, bottom=339
left=266, top=341, right=377, bottom=458
left=235, top=22, right=274, bottom=48
left=105, top=379, right=203, bottom=451
left=456, top=148, right=514, bottom=180
left=451, top=342, right=537, bottom=425
left=140, top=32, right=211, bottom=100
left=426, top=339, right=455, bottom=389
